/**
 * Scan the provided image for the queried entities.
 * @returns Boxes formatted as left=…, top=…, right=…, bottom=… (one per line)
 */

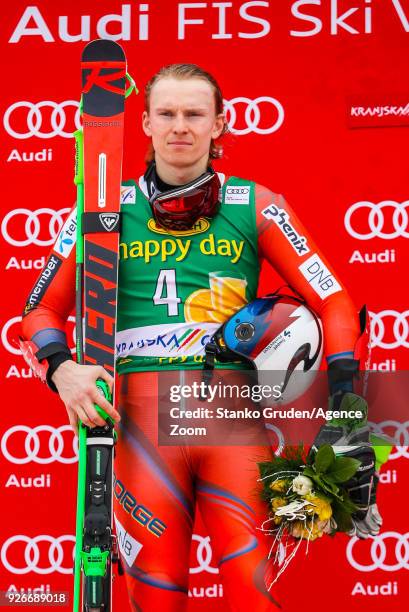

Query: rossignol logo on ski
left=261, top=204, right=310, bottom=256
left=82, top=61, right=126, bottom=95
left=99, top=213, right=120, bottom=232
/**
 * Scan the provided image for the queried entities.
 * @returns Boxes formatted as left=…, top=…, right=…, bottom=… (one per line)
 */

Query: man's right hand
left=51, top=360, right=120, bottom=435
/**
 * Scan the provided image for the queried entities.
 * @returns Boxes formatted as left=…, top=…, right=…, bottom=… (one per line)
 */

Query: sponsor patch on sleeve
left=24, top=254, right=63, bottom=314
left=121, top=185, right=136, bottom=204
left=225, top=185, right=251, bottom=205
left=298, top=253, right=342, bottom=299
left=114, top=515, right=143, bottom=567
left=262, top=204, right=310, bottom=255
left=54, top=208, right=77, bottom=259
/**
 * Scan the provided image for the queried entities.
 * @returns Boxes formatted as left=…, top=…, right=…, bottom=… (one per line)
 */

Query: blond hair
left=144, top=63, right=228, bottom=163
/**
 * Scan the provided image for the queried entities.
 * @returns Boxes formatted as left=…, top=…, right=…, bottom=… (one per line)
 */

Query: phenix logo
left=262, top=204, right=310, bottom=255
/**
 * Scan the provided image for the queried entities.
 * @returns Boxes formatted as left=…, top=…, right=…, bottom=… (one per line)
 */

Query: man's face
left=142, top=77, right=224, bottom=170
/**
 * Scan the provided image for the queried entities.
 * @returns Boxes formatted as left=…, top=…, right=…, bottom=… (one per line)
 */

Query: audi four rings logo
left=3, top=98, right=284, bottom=139
left=189, top=535, right=219, bottom=574
left=369, top=420, right=409, bottom=460
left=1, top=535, right=75, bottom=575
left=224, top=97, right=284, bottom=135
left=264, top=423, right=285, bottom=456
left=1, top=208, right=71, bottom=248
left=1, top=425, right=78, bottom=465
left=1, top=316, right=76, bottom=356
left=3, top=101, right=81, bottom=139
left=346, top=532, right=409, bottom=572
left=344, top=201, right=409, bottom=240
left=1, top=534, right=214, bottom=575
left=369, top=310, right=409, bottom=349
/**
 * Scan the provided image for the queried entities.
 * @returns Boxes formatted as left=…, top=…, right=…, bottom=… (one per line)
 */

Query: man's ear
left=212, top=113, right=225, bottom=139
left=142, top=111, right=152, bottom=137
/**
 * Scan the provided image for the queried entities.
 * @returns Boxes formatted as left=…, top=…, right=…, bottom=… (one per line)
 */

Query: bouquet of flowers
left=258, top=444, right=361, bottom=586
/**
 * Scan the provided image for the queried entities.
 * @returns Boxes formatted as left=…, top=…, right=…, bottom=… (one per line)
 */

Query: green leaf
left=340, top=492, right=359, bottom=513
left=320, top=476, right=340, bottom=495
left=328, top=456, right=361, bottom=483
left=314, top=445, right=335, bottom=474
left=332, top=499, right=354, bottom=532
left=302, top=467, right=315, bottom=478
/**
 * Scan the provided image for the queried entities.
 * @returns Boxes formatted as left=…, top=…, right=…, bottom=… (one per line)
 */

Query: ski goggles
left=149, top=171, right=221, bottom=231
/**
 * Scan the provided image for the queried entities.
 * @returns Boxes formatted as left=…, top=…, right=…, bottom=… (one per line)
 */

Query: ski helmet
left=204, top=293, right=323, bottom=403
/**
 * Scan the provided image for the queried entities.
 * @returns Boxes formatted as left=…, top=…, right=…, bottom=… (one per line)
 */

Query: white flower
left=274, top=499, right=312, bottom=520
left=292, top=475, right=313, bottom=496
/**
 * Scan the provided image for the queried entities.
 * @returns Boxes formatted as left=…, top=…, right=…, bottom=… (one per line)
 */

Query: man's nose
left=172, top=112, right=188, bottom=132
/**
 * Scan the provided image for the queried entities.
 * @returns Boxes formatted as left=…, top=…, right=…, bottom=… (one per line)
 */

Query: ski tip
left=82, top=39, right=125, bottom=62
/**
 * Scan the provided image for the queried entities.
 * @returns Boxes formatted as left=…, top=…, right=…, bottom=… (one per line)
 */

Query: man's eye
left=159, top=111, right=172, bottom=117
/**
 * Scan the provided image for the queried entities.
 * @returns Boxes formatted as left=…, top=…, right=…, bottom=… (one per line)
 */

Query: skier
left=20, top=63, right=381, bottom=610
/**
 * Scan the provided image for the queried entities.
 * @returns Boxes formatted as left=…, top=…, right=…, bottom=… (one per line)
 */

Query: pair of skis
left=74, top=39, right=134, bottom=611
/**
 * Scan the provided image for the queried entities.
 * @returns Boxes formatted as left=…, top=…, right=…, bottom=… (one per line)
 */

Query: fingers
left=97, top=367, right=115, bottom=393
left=90, top=386, right=121, bottom=424
left=82, top=396, right=107, bottom=427
left=76, top=405, right=100, bottom=429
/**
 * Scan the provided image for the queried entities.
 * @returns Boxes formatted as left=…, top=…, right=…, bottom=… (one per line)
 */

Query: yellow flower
left=269, top=479, right=288, bottom=493
left=305, top=494, right=332, bottom=522
left=271, top=497, right=287, bottom=525
left=290, top=519, right=324, bottom=541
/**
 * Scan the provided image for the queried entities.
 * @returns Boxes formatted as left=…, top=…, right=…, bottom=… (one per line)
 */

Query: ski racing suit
left=20, top=173, right=361, bottom=611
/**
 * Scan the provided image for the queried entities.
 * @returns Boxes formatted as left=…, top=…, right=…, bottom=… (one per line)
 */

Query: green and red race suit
left=21, top=173, right=360, bottom=371
left=20, top=173, right=361, bottom=610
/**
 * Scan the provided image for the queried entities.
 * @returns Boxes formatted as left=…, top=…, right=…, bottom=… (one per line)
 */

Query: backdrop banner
left=1, top=1, right=408, bottom=610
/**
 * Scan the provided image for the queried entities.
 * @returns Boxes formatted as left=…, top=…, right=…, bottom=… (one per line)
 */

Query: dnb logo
left=345, top=201, right=409, bottom=240
left=1, top=535, right=75, bottom=575
left=3, top=101, right=81, bottom=139
left=347, top=533, right=409, bottom=572
left=1, top=425, right=78, bottom=465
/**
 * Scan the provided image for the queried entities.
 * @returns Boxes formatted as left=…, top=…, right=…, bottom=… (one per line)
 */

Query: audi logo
left=227, top=188, right=249, bottom=194
left=1, top=425, right=78, bottom=465
left=1, top=535, right=75, bottom=575
left=1, top=207, right=70, bottom=248
left=344, top=201, right=409, bottom=240
left=346, top=532, right=409, bottom=572
left=369, top=310, right=409, bottom=349
left=1, top=316, right=76, bottom=356
left=3, top=101, right=81, bottom=140
left=369, top=420, right=409, bottom=460
left=189, top=535, right=219, bottom=574
left=0, top=533, right=216, bottom=576
left=224, top=97, right=284, bottom=135
left=4, top=97, right=284, bottom=139
left=264, top=423, right=285, bottom=456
